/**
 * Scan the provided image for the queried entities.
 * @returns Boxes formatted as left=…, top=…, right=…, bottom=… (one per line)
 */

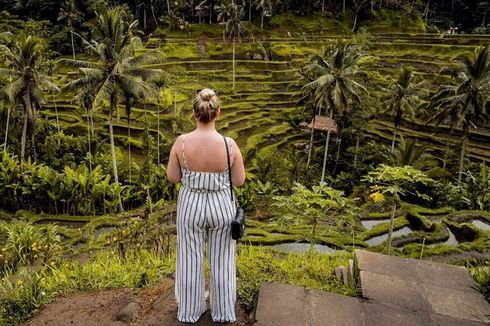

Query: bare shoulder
left=226, top=136, right=238, bottom=147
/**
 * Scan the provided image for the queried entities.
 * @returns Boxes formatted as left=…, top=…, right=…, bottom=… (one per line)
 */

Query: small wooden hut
left=306, top=115, right=338, bottom=133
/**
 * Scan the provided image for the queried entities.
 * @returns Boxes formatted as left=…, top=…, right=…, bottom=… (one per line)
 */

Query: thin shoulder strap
left=223, top=135, right=234, bottom=202
left=181, top=135, right=189, bottom=170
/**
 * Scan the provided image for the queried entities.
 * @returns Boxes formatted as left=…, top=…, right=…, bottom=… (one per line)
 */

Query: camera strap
left=223, top=135, right=234, bottom=203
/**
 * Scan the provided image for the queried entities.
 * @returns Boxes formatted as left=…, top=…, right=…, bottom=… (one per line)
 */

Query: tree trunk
left=3, top=105, right=10, bottom=152
left=387, top=201, right=397, bottom=255
left=343, top=0, right=346, bottom=13
left=71, top=30, right=76, bottom=60
left=21, top=95, right=30, bottom=162
left=151, top=5, right=158, bottom=26
left=167, top=0, right=170, bottom=13
left=157, top=92, right=161, bottom=165
left=125, top=95, right=132, bottom=182
left=352, top=12, right=358, bottom=32
left=261, top=9, right=264, bottom=29
left=306, top=113, right=316, bottom=169
left=322, top=0, right=325, bottom=11
left=52, top=90, right=60, bottom=133
left=353, top=135, right=360, bottom=168
left=321, top=110, right=333, bottom=183
left=391, top=127, right=397, bottom=153
left=109, top=92, right=123, bottom=212
left=128, top=120, right=132, bottom=182
left=458, top=134, right=467, bottom=183
left=31, top=124, right=36, bottom=161
left=232, top=39, right=236, bottom=90
left=333, top=137, right=342, bottom=175
left=86, top=109, right=92, bottom=173
left=249, top=0, right=252, bottom=21
left=90, top=112, right=95, bottom=136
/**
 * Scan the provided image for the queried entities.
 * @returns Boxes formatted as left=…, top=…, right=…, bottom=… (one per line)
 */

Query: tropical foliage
left=428, top=45, right=490, bottom=182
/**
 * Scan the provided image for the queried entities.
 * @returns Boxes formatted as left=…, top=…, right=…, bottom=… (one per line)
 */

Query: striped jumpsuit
left=175, top=136, right=237, bottom=323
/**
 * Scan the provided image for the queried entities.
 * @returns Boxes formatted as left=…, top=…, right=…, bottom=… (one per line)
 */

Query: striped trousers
left=175, top=185, right=237, bottom=323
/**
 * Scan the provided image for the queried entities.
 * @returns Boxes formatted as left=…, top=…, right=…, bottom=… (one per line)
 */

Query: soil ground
left=23, top=278, right=251, bottom=326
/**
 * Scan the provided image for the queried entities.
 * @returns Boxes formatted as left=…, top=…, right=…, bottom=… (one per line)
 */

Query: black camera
left=231, top=207, right=245, bottom=241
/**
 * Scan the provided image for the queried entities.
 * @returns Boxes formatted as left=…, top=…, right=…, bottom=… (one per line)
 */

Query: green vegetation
left=0, top=1, right=490, bottom=324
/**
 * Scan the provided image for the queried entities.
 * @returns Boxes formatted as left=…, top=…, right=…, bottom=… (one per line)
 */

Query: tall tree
left=223, top=3, right=246, bottom=91
left=0, top=34, right=59, bottom=162
left=57, top=0, right=83, bottom=60
left=428, top=45, right=490, bottom=182
left=255, top=0, right=273, bottom=29
left=352, top=0, right=370, bottom=32
left=302, top=42, right=367, bottom=183
left=62, top=7, right=162, bottom=210
left=381, top=66, right=427, bottom=153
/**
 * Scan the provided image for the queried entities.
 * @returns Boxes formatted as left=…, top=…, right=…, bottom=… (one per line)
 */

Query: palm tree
left=62, top=7, right=162, bottom=209
left=381, top=66, right=427, bottom=153
left=0, top=34, right=59, bottom=162
left=394, top=137, right=436, bottom=171
left=57, top=0, right=83, bottom=60
left=224, top=3, right=246, bottom=91
left=303, top=42, right=367, bottom=183
left=428, top=45, right=490, bottom=182
left=255, top=0, right=273, bottom=29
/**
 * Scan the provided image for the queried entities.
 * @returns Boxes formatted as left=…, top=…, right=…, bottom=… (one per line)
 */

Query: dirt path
left=24, top=279, right=251, bottom=326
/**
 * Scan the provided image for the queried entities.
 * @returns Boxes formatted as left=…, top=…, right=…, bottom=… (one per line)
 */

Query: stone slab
left=422, top=283, right=490, bottom=323
left=360, top=270, right=427, bottom=312
left=355, top=249, right=475, bottom=291
left=254, top=283, right=364, bottom=326
left=254, top=283, right=307, bottom=326
left=309, top=289, right=363, bottom=326
left=429, top=314, right=489, bottom=326
left=363, top=302, right=430, bottom=326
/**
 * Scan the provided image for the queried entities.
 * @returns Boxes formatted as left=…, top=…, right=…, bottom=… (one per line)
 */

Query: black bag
left=223, top=135, right=245, bottom=241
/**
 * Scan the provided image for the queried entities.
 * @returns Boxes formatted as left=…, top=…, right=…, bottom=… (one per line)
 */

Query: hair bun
left=193, top=88, right=221, bottom=123
left=199, top=88, right=215, bottom=101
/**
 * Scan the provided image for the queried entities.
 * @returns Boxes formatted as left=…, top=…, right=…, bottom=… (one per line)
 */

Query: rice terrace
left=0, top=0, right=489, bottom=325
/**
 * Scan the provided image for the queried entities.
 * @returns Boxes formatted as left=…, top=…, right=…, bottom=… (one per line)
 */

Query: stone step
left=254, top=250, right=490, bottom=325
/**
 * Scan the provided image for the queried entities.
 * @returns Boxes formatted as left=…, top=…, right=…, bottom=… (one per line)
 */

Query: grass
left=0, top=241, right=357, bottom=325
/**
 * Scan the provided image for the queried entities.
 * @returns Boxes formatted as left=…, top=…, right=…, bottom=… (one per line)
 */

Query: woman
left=167, top=89, right=246, bottom=323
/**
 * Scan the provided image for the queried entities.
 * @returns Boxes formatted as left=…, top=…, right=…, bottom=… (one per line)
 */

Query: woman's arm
left=230, top=138, right=246, bottom=187
left=167, top=136, right=182, bottom=184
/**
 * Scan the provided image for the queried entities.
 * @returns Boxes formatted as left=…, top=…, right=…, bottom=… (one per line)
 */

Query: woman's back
left=180, top=130, right=231, bottom=173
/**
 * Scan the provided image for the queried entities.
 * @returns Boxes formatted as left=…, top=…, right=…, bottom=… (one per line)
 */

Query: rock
left=254, top=283, right=364, bottom=326
left=348, top=259, right=354, bottom=282
left=363, top=302, right=430, bottom=326
left=309, top=289, right=363, bottom=326
left=422, top=282, right=490, bottom=322
left=116, top=302, right=141, bottom=322
left=340, top=266, right=349, bottom=285
left=334, top=267, right=343, bottom=282
left=152, top=290, right=173, bottom=310
left=355, top=249, right=475, bottom=291
left=360, top=270, right=427, bottom=311
left=254, top=283, right=306, bottom=326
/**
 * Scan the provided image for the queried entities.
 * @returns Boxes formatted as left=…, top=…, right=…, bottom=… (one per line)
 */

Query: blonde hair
left=193, top=89, right=220, bottom=123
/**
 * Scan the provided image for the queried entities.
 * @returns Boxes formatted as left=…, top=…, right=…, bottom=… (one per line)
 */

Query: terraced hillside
left=41, top=14, right=490, bottom=170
